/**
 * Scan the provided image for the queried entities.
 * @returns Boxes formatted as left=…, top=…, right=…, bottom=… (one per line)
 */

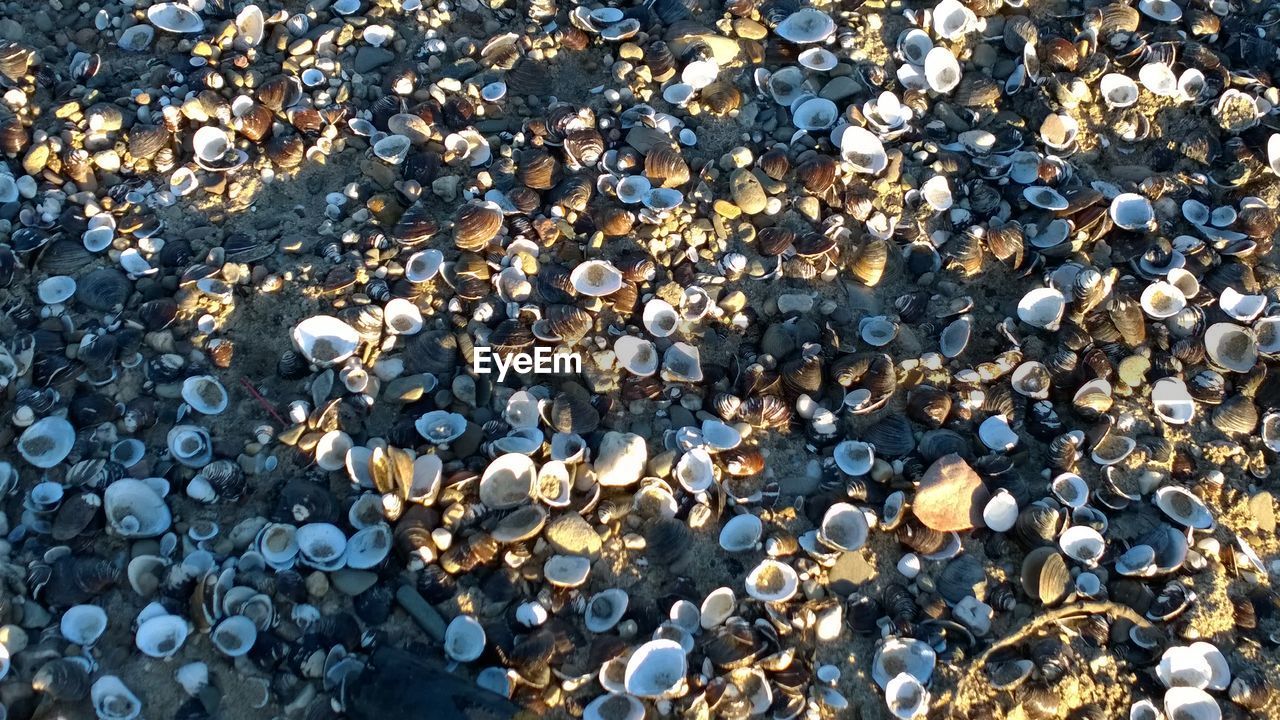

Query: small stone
left=729, top=168, right=767, bottom=214
left=719, top=290, right=748, bottom=314
left=394, top=585, right=446, bottom=642
left=618, top=42, right=644, bottom=61
left=776, top=293, right=815, bottom=315
left=305, top=571, right=330, bottom=597
left=331, top=569, right=379, bottom=596
left=827, top=551, right=877, bottom=596
left=713, top=199, right=741, bottom=219
left=1249, top=491, right=1275, bottom=534
left=384, top=374, right=435, bottom=402
left=912, top=454, right=991, bottom=532
left=594, top=431, right=648, bottom=487
left=819, top=76, right=859, bottom=102
left=432, top=175, right=460, bottom=201
left=0, top=624, right=28, bottom=655
left=544, top=513, right=603, bottom=558
left=354, top=46, right=396, bottom=74
left=733, top=19, right=767, bottom=40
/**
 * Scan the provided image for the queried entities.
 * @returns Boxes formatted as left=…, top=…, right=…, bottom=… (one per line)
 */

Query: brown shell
left=560, top=26, right=591, bottom=52
left=235, top=103, right=273, bottom=142
left=287, top=106, right=323, bottom=135
left=256, top=75, right=301, bottom=112
left=757, top=147, right=790, bottom=181
left=453, top=203, right=503, bottom=251
left=701, top=81, right=742, bottom=116
left=645, top=145, right=690, bottom=188
left=953, top=75, right=1001, bottom=107
left=738, top=395, right=791, bottom=429
left=1003, top=15, right=1038, bottom=52
left=1098, top=2, right=1140, bottom=33
left=795, top=154, right=837, bottom=193
left=0, top=116, right=27, bottom=156
left=1186, top=9, right=1220, bottom=36
left=595, top=206, right=635, bottom=237
left=644, top=41, right=676, bottom=80
left=507, top=59, right=553, bottom=97
left=127, top=125, right=170, bottom=160
left=850, top=238, right=889, bottom=287
left=563, top=128, right=605, bottom=166
left=549, top=174, right=593, bottom=212
left=266, top=134, right=305, bottom=168
left=1041, top=37, right=1080, bottom=73
left=0, top=42, right=34, bottom=82
left=518, top=149, right=560, bottom=190
left=756, top=226, right=796, bottom=256
left=721, top=446, right=765, bottom=476
left=906, top=385, right=952, bottom=428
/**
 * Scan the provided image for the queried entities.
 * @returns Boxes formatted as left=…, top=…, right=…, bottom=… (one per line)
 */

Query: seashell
left=719, top=513, right=764, bottom=552
left=1059, top=525, right=1106, bottom=566
left=345, top=524, right=392, bottom=569
left=104, top=479, right=171, bottom=539
left=453, top=203, right=503, bottom=252
left=885, top=673, right=930, bottom=719
left=1091, top=435, right=1136, bottom=466
left=1021, top=547, right=1071, bottom=605
left=1163, top=687, right=1221, bottom=720
left=818, top=503, right=868, bottom=552
left=872, top=638, right=936, bottom=689
left=1211, top=394, right=1257, bottom=435
left=550, top=392, right=600, bottom=434
left=17, top=415, right=75, bottom=468
left=940, top=315, right=972, bottom=358
left=924, top=47, right=962, bottom=94
left=1228, top=671, right=1272, bottom=710
left=479, top=453, right=535, bottom=509
left=1017, top=287, right=1066, bottom=330
left=792, top=97, right=839, bottom=131
left=983, top=490, right=1018, bottom=532
left=775, top=8, right=835, bottom=43
left=1155, top=486, right=1213, bottom=530
left=1099, top=73, right=1139, bottom=109
left=295, top=523, right=348, bottom=571
left=32, top=658, right=91, bottom=701
left=745, top=559, right=798, bottom=602
left=292, top=316, right=360, bottom=367
left=570, top=260, right=624, bottom=297
left=585, top=589, right=629, bottom=633
left=180, top=375, right=228, bottom=416
left=136, top=614, right=189, bottom=658
left=838, top=126, right=888, bottom=174
left=148, top=2, right=204, bottom=32
left=1203, top=323, right=1257, bottom=373
left=833, top=440, right=874, bottom=476
left=210, top=615, right=256, bottom=657
left=61, top=604, right=108, bottom=646
left=92, top=676, right=142, bottom=720
left=545, top=554, right=592, bottom=587
left=624, top=639, right=687, bottom=699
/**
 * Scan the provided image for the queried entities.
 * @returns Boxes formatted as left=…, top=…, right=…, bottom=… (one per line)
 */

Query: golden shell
left=701, top=81, right=742, bottom=116
left=645, top=144, right=690, bottom=188
left=850, top=237, right=889, bottom=287
left=453, top=204, right=502, bottom=252
left=757, top=147, right=790, bottom=181
left=518, top=149, right=560, bottom=190
left=595, top=206, right=635, bottom=237
left=235, top=103, right=273, bottom=142
left=795, top=154, right=837, bottom=193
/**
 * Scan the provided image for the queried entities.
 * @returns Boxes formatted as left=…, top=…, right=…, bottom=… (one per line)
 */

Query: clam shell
left=147, top=2, right=204, bottom=33
left=17, top=416, right=75, bottom=468
left=181, top=375, right=228, bottom=415
left=1017, top=287, right=1066, bottom=330
left=872, top=638, right=936, bottom=689
left=1154, top=486, right=1214, bottom=530
left=92, top=676, right=141, bottom=720
left=744, top=559, right=799, bottom=602
left=211, top=615, right=257, bottom=657
left=570, top=260, right=624, bottom=297
left=295, top=523, right=348, bottom=570
left=478, top=453, right=535, bottom=509
left=1021, top=547, right=1070, bottom=605
left=819, top=503, right=869, bottom=552
left=1162, top=687, right=1221, bottom=720
left=775, top=8, right=835, bottom=43
left=135, top=614, right=189, bottom=658
left=584, top=589, right=630, bottom=633
left=544, top=554, right=591, bottom=587
left=292, top=316, right=360, bottom=367
left=1203, top=323, right=1257, bottom=373
left=719, top=513, right=763, bottom=552
left=61, top=604, right=108, bottom=646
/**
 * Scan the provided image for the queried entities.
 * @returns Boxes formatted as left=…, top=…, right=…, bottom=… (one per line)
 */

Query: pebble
left=732, top=19, right=768, bottom=40
left=819, top=76, right=860, bottom=102
left=354, top=47, right=397, bottom=74
left=729, top=169, right=767, bottom=214
left=1248, top=491, right=1275, bottom=534
left=331, top=569, right=379, bottom=596
left=594, top=432, right=648, bottom=487
left=394, top=585, right=446, bottom=642
left=306, top=571, right=330, bottom=597
left=384, top=374, right=435, bottom=402
left=544, top=513, right=603, bottom=558
left=912, top=454, right=991, bottom=532
left=776, top=293, right=815, bottom=315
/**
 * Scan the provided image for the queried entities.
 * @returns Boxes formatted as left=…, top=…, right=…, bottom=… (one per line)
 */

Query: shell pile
left=0, top=0, right=1278, bottom=718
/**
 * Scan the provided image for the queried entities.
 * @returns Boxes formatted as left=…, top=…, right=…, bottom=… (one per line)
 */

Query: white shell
left=344, top=524, right=391, bottom=569
left=292, top=315, right=360, bottom=367
left=819, top=502, right=869, bottom=551
left=643, top=187, right=683, bottom=211
left=450, top=609, right=488, bottom=661
left=84, top=225, right=115, bottom=252
left=181, top=375, right=228, bottom=415
left=768, top=66, right=807, bottom=106
left=1116, top=545, right=1156, bottom=576
left=641, top=298, right=680, bottom=338
left=17, top=416, right=75, bottom=468
left=1110, top=193, right=1155, bottom=230
left=1155, top=486, right=1214, bottom=530
left=1140, top=281, right=1187, bottom=319
left=37, top=276, right=76, bottom=304
left=1059, top=525, right=1106, bottom=566
left=258, top=523, right=299, bottom=568
left=443, top=129, right=491, bottom=167
left=719, top=513, right=763, bottom=552
left=1017, top=287, right=1066, bottom=330
left=978, top=415, right=1019, bottom=452
left=699, top=587, right=735, bottom=629
left=623, top=639, right=687, bottom=698
left=1157, top=643, right=1229, bottom=690
left=105, top=478, right=172, bottom=538
left=1219, top=287, right=1265, bottom=322
left=192, top=125, right=230, bottom=164
left=61, top=604, right=109, bottom=646
left=798, top=47, right=838, bottom=71
left=615, top=336, right=660, bottom=377
left=295, top=523, right=348, bottom=570
left=939, top=315, right=971, bottom=358
left=661, top=83, right=694, bottom=107
left=1162, top=687, right=1221, bottom=720
left=661, top=343, right=703, bottom=382
left=415, top=410, right=468, bottom=445
left=1203, top=322, right=1257, bottom=373
left=405, top=249, right=444, bottom=282
left=544, top=554, right=592, bottom=587
left=373, top=134, right=411, bottom=165
left=617, top=175, right=652, bottom=204
left=118, top=25, right=155, bottom=51
left=885, top=672, right=931, bottom=719
left=1270, top=134, right=1280, bottom=177
left=1166, top=267, right=1200, bottom=298
left=584, top=588, right=629, bottom=633
left=1152, top=378, right=1195, bottom=424
left=147, top=2, right=204, bottom=33
left=135, top=614, right=190, bottom=658
left=1050, top=473, right=1089, bottom=508
left=167, top=425, right=211, bottom=467
left=775, top=8, right=835, bottom=43
left=1139, top=0, right=1183, bottom=21
left=833, top=440, right=874, bottom=476
left=384, top=298, right=424, bottom=335
left=920, top=175, right=952, bottom=211
left=744, top=559, right=799, bottom=602
left=479, top=453, right=535, bottom=509
left=792, top=97, right=838, bottom=131
left=932, top=0, right=976, bottom=39
left=1023, top=186, right=1069, bottom=210
left=1256, top=317, right=1280, bottom=355
left=1100, top=73, right=1140, bottom=108
left=860, top=315, right=899, bottom=346
left=570, top=260, right=624, bottom=297
left=897, top=29, right=932, bottom=65
left=1040, top=114, right=1079, bottom=152
left=674, top=448, right=715, bottom=493
left=872, top=638, right=936, bottom=688
left=583, top=694, right=644, bottom=720
left=837, top=126, right=888, bottom=174
left=682, top=59, right=718, bottom=89
left=982, top=490, right=1018, bottom=532
left=315, top=430, right=352, bottom=471
left=1139, top=62, right=1179, bottom=96
left=923, top=47, right=962, bottom=93
left=235, top=4, right=264, bottom=45
left=92, top=676, right=142, bottom=720
left=209, top=615, right=256, bottom=658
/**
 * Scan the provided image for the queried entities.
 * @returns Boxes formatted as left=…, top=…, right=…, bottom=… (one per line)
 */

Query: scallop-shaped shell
left=61, top=604, right=108, bottom=646
left=645, top=145, right=690, bottom=188
left=453, top=203, right=503, bottom=251
left=584, top=588, right=630, bottom=633
left=744, top=559, right=799, bottom=602
left=719, top=513, right=763, bottom=553
left=17, top=416, right=75, bottom=468
left=291, top=316, right=360, bottom=367
left=819, top=503, right=869, bottom=552
left=136, top=614, right=190, bottom=658
left=479, top=453, right=535, bottom=509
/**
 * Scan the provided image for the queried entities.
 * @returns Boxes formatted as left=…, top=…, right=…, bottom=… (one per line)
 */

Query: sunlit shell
left=570, top=260, right=624, bottom=297
left=932, top=0, right=976, bottom=39
left=1024, top=186, right=1069, bottom=210
left=819, top=503, right=869, bottom=552
left=1155, top=486, right=1214, bottom=530
left=545, top=554, right=592, bottom=587
left=745, top=559, right=799, bottom=602
left=792, top=97, right=839, bottom=131
left=1059, top=525, right=1106, bottom=566
left=291, top=316, right=360, bottom=367
left=147, top=2, right=204, bottom=32
left=833, top=440, right=874, bottom=476
left=982, top=490, right=1018, bottom=533
left=661, top=343, right=703, bottom=382
left=719, top=513, right=764, bottom=552
left=1139, top=62, right=1179, bottom=96
left=1110, top=193, right=1154, bottom=230
left=295, top=523, right=347, bottom=570
left=181, top=375, right=228, bottom=415
left=1219, top=287, right=1265, bottom=322
left=1017, top=287, right=1066, bottom=330
left=584, top=589, right=630, bottom=633
left=623, top=639, right=687, bottom=698
left=617, top=175, right=652, bottom=204
left=924, top=47, right=962, bottom=93
left=1099, top=73, right=1139, bottom=108
left=1163, top=687, right=1221, bottom=720
left=1152, top=378, right=1195, bottom=424
left=837, top=126, right=888, bottom=174
left=1203, top=323, right=1257, bottom=373
left=479, top=453, right=536, bottom=509
left=871, top=638, right=936, bottom=688
left=775, top=8, right=835, bottom=43
left=615, top=336, right=660, bottom=377
left=674, top=448, right=715, bottom=493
